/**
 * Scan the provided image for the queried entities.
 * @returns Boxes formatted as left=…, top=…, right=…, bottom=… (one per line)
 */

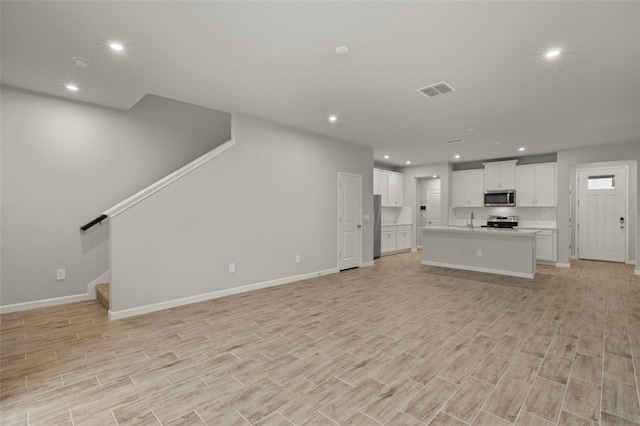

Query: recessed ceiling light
left=73, top=57, right=90, bottom=67
left=519, top=147, right=526, bottom=151
left=383, top=155, right=389, bottom=159
left=466, top=128, right=475, bottom=132
left=335, top=46, right=349, bottom=55
left=545, top=49, right=561, bottom=59
left=405, top=161, right=411, bottom=165
left=494, top=141, right=502, bottom=145
left=66, top=84, right=79, bottom=92
left=454, top=154, right=461, bottom=159
left=109, top=42, right=125, bottom=52
left=432, top=175, right=437, bottom=178
left=328, top=114, right=338, bottom=123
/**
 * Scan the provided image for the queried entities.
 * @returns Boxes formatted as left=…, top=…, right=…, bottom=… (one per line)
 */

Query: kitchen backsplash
left=449, top=207, right=557, bottom=228
left=382, top=206, right=413, bottom=225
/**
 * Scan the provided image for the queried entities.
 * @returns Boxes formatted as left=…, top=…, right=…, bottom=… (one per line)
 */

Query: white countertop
left=516, top=226, right=557, bottom=230
left=421, top=226, right=539, bottom=236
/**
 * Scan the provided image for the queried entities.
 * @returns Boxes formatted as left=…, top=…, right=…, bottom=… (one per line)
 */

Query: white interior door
left=426, top=189, right=441, bottom=226
left=338, top=173, right=362, bottom=270
left=578, top=167, right=626, bottom=262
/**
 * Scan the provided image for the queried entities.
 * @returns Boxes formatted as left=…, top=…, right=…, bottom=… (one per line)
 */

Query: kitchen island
left=421, top=226, right=539, bottom=278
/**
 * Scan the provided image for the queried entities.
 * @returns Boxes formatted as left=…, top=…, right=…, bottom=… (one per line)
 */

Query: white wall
left=1, top=86, right=231, bottom=306
left=556, top=141, right=640, bottom=265
left=399, top=163, right=451, bottom=249
left=109, top=113, right=373, bottom=314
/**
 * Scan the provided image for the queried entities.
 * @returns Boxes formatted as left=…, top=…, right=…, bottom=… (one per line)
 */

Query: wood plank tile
left=428, top=411, right=466, bottom=426
left=516, top=411, right=556, bottom=426
left=538, top=354, right=573, bottom=385
left=524, top=377, right=566, bottom=422
left=571, top=353, right=602, bottom=384
left=522, top=334, right=552, bottom=358
left=471, top=353, right=511, bottom=385
left=483, top=376, right=530, bottom=423
left=342, top=411, right=380, bottom=425
left=437, top=352, right=483, bottom=385
left=408, top=353, right=454, bottom=385
left=505, top=352, right=543, bottom=384
left=278, top=377, right=351, bottom=424
left=605, top=353, right=636, bottom=384
left=362, top=378, right=424, bottom=424
left=1, top=254, right=638, bottom=426
left=602, top=378, right=640, bottom=423
left=558, top=410, right=597, bottom=425
left=471, top=410, right=512, bottom=426
left=577, top=335, right=603, bottom=358
left=442, top=377, right=493, bottom=423
left=386, top=411, right=425, bottom=426
left=600, top=411, right=640, bottom=425
left=563, top=377, right=601, bottom=422
left=403, top=377, right=458, bottom=423
left=319, top=378, right=386, bottom=424
left=163, top=411, right=206, bottom=426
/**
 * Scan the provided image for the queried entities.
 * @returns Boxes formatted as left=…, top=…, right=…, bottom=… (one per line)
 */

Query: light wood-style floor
left=2, top=252, right=640, bottom=425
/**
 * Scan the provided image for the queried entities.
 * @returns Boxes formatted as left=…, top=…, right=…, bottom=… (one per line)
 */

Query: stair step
left=96, top=283, right=110, bottom=311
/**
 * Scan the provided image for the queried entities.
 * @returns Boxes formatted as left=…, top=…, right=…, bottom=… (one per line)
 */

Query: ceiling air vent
left=445, top=139, right=466, bottom=145
left=418, top=81, right=455, bottom=98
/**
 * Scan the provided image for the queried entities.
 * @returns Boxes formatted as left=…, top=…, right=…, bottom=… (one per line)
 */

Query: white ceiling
left=2, top=1, right=639, bottom=166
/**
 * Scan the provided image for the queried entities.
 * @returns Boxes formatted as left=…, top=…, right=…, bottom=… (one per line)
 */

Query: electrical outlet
left=295, top=254, right=300, bottom=264
left=229, top=262, right=236, bottom=273
left=56, top=268, right=66, bottom=281
left=477, top=249, right=483, bottom=257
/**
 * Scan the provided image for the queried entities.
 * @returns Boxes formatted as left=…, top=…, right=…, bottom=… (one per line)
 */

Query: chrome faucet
left=469, top=212, right=475, bottom=230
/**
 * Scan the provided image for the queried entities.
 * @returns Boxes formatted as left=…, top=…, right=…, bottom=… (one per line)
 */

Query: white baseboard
left=361, top=261, right=375, bottom=267
left=555, top=263, right=571, bottom=268
left=626, top=260, right=636, bottom=265
left=421, top=260, right=534, bottom=279
left=0, top=271, right=111, bottom=314
left=381, top=248, right=411, bottom=257
left=635, top=269, right=640, bottom=276
left=108, top=267, right=339, bottom=320
left=0, top=293, right=92, bottom=314
left=570, top=256, right=578, bottom=260
left=411, top=248, right=418, bottom=253
left=86, top=271, right=110, bottom=299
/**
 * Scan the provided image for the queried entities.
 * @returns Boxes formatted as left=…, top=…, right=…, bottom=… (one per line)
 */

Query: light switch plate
left=363, top=214, right=370, bottom=221
left=56, top=268, right=66, bottom=280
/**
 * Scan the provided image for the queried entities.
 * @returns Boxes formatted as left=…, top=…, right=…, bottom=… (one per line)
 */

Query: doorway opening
left=417, top=176, right=441, bottom=249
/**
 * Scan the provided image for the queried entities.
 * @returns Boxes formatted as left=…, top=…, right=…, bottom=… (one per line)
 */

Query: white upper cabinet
left=373, top=169, right=389, bottom=206
left=484, top=160, right=517, bottom=190
left=516, top=163, right=557, bottom=207
left=452, top=169, right=484, bottom=207
left=373, top=169, right=404, bottom=207
left=387, top=172, right=404, bottom=206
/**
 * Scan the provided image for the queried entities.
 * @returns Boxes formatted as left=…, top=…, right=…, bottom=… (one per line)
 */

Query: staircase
left=96, top=283, right=110, bottom=310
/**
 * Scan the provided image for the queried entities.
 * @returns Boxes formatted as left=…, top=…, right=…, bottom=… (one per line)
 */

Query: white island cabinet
left=421, top=227, right=539, bottom=279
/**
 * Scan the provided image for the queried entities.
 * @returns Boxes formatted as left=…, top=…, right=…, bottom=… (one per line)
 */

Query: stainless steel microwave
left=484, top=190, right=516, bottom=207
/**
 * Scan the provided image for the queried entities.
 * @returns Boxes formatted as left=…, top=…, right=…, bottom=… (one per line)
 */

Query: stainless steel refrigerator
left=374, top=194, right=381, bottom=259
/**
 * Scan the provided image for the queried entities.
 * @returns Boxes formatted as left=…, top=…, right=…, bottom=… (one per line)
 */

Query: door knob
left=357, top=225, right=362, bottom=228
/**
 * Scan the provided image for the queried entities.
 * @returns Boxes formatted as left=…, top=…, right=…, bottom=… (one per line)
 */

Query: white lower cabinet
left=381, top=225, right=412, bottom=254
left=535, top=230, right=556, bottom=262
left=381, top=226, right=397, bottom=253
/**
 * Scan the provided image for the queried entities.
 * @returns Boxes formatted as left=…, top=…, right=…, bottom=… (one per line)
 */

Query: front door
left=338, top=173, right=362, bottom=270
left=578, top=167, right=627, bottom=262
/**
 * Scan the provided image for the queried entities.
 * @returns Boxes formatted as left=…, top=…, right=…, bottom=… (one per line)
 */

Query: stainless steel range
left=481, top=215, right=518, bottom=229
